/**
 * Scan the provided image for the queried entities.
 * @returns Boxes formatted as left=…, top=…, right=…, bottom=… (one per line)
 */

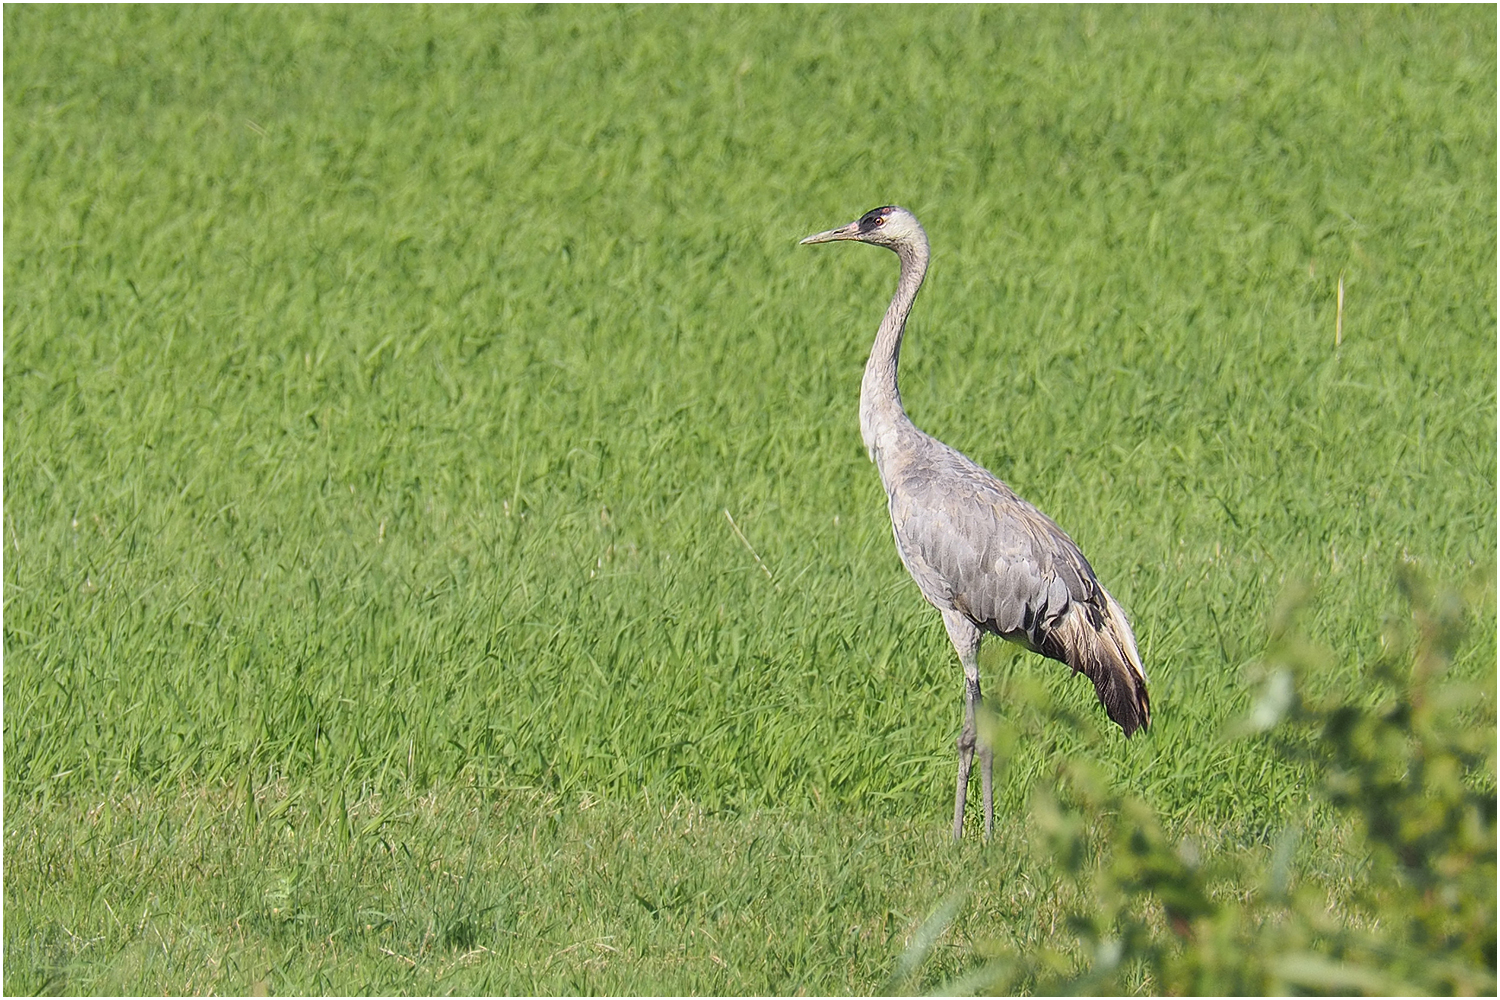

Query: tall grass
left=5, top=5, right=1494, bottom=993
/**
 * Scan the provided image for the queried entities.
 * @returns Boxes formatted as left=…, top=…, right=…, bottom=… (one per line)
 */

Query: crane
left=801, top=206, right=1150, bottom=841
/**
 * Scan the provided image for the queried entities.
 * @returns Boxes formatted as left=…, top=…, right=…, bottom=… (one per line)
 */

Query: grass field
left=4, top=5, right=1495, bottom=994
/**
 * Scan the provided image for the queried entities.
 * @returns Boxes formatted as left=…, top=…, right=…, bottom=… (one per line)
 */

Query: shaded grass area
left=3, top=784, right=1061, bottom=995
left=5, top=4, right=1495, bottom=994
left=2, top=757, right=1399, bottom=996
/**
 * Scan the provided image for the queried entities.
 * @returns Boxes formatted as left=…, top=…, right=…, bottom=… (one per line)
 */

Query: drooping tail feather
left=1046, top=593, right=1151, bottom=736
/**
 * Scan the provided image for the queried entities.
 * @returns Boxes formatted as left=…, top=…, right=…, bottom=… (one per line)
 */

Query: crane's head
left=800, top=205, right=927, bottom=254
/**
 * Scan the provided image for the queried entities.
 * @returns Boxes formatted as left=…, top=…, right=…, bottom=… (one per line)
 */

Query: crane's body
left=802, top=206, right=1150, bottom=840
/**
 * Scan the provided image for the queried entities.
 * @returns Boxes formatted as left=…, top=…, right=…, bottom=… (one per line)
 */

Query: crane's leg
left=980, top=683, right=994, bottom=841
left=953, top=672, right=976, bottom=842
left=942, top=611, right=991, bottom=842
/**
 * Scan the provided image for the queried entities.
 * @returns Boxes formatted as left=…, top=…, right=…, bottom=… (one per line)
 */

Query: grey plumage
left=801, top=206, right=1150, bottom=841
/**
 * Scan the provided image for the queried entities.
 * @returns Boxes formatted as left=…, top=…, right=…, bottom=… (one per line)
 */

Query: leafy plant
left=908, top=568, right=1496, bottom=995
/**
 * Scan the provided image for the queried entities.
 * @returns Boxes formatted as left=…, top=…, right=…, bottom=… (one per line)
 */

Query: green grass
left=5, top=5, right=1494, bottom=994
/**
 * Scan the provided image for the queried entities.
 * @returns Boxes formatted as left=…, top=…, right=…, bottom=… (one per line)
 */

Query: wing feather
left=886, top=437, right=1150, bottom=734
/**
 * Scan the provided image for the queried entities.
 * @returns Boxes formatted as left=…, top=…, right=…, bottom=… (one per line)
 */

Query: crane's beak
left=799, top=220, right=861, bottom=245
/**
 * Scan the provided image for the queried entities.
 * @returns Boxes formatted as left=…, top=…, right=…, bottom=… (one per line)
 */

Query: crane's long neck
left=860, top=237, right=929, bottom=471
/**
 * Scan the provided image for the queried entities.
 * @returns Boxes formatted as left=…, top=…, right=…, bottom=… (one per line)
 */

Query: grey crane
left=801, top=206, right=1150, bottom=841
